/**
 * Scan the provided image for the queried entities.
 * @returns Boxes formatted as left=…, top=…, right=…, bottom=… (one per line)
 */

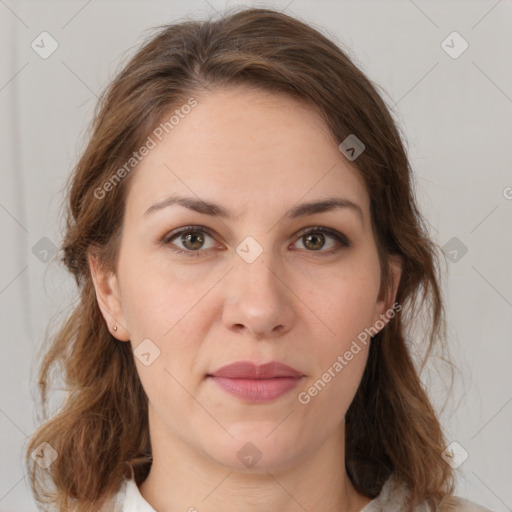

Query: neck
left=138, top=407, right=371, bottom=512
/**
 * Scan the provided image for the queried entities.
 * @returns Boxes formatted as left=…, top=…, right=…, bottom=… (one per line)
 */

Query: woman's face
left=91, top=86, right=400, bottom=472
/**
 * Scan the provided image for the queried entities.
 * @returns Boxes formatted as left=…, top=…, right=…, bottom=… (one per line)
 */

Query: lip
left=210, top=361, right=303, bottom=379
left=207, top=361, right=304, bottom=403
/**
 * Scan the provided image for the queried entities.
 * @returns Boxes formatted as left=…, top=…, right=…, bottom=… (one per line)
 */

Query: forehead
left=125, top=86, right=369, bottom=223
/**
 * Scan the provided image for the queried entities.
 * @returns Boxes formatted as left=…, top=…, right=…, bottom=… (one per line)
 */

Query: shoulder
left=107, top=474, right=493, bottom=512
left=365, top=473, right=494, bottom=512
left=438, top=496, right=494, bottom=512
left=102, top=476, right=157, bottom=512
left=98, top=478, right=128, bottom=512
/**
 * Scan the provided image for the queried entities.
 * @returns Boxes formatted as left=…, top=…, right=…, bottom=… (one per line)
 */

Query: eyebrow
left=143, top=194, right=364, bottom=225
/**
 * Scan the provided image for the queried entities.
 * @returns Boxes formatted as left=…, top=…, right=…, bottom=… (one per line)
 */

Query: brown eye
left=302, top=232, right=326, bottom=251
left=180, top=231, right=205, bottom=250
left=293, top=227, right=350, bottom=254
left=163, top=226, right=217, bottom=258
left=162, top=225, right=350, bottom=259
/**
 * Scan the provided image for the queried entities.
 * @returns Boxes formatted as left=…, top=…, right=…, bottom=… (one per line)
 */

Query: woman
left=25, top=6, right=492, bottom=512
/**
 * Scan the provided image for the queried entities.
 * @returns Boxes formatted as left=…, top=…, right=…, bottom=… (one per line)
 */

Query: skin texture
left=89, top=86, right=402, bottom=512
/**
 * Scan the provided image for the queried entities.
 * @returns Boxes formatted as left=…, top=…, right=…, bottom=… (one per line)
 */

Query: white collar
left=116, top=472, right=422, bottom=512
left=114, top=471, right=489, bottom=512
left=121, top=477, right=157, bottom=512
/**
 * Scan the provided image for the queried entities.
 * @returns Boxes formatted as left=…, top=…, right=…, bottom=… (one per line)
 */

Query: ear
left=372, top=253, right=402, bottom=332
left=88, top=251, right=130, bottom=341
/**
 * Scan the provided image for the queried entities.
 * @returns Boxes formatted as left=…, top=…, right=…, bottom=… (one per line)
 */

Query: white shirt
left=108, top=473, right=493, bottom=512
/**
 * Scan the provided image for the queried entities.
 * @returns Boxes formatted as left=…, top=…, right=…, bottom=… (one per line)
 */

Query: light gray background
left=1, top=0, right=511, bottom=510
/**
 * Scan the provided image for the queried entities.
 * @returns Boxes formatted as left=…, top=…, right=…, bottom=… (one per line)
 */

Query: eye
left=161, top=225, right=351, bottom=258
left=292, top=226, right=351, bottom=255
left=162, top=226, right=218, bottom=258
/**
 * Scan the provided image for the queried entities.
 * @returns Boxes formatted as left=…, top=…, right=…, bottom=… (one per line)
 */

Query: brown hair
left=25, top=6, right=457, bottom=511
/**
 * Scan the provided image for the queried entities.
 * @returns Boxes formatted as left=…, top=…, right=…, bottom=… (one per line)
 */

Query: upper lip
left=209, top=361, right=303, bottom=379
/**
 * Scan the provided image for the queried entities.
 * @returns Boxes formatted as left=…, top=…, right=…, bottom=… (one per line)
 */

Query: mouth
left=207, top=361, right=305, bottom=403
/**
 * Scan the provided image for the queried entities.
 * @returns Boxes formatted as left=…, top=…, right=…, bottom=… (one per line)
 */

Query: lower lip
left=209, top=376, right=303, bottom=402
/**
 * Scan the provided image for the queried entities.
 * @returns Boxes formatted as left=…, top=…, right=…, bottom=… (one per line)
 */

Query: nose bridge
left=232, top=240, right=282, bottom=301
left=222, top=238, right=295, bottom=337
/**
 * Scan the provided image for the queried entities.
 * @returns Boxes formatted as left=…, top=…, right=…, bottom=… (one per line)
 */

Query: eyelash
left=161, top=225, right=351, bottom=259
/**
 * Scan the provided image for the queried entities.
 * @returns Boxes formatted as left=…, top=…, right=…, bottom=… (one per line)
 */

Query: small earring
left=112, top=325, right=118, bottom=332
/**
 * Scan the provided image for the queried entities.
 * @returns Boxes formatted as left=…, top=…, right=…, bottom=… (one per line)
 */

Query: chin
left=201, top=426, right=306, bottom=473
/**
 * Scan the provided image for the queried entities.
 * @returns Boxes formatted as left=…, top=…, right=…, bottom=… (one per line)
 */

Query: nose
left=222, top=252, right=295, bottom=340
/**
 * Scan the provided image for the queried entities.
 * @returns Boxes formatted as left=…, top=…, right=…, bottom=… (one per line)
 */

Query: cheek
left=308, top=285, right=373, bottom=380
left=117, top=248, right=216, bottom=394
left=298, top=285, right=374, bottom=420
left=304, top=261, right=381, bottom=339
left=118, top=245, right=212, bottom=337
left=298, top=259, right=379, bottom=398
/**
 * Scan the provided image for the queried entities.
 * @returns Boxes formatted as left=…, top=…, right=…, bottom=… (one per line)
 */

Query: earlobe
left=88, top=252, right=130, bottom=341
